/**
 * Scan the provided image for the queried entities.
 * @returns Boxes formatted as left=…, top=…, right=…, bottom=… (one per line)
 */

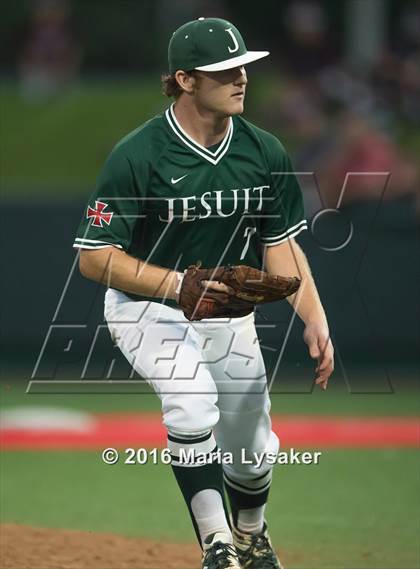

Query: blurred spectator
left=370, top=50, right=420, bottom=124
left=282, top=0, right=336, bottom=79
left=370, top=4, right=420, bottom=124
left=259, top=80, right=418, bottom=217
left=316, top=111, right=419, bottom=210
left=273, top=82, right=337, bottom=215
left=318, top=65, right=376, bottom=115
left=18, top=0, right=82, bottom=102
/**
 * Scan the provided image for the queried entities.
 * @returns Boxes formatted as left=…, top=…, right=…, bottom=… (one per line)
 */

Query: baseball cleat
left=232, top=523, right=284, bottom=568
left=202, top=532, right=242, bottom=568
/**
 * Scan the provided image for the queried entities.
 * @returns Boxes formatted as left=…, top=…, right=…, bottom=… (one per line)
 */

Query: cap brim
left=195, top=50, right=269, bottom=71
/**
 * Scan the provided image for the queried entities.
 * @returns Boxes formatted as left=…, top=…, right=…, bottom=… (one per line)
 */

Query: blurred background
left=1, top=1, right=419, bottom=568
left=1, top=0, right=419, bottom=368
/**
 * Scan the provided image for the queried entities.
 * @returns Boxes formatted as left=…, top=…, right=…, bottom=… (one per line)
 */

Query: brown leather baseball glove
left=178, top=262, right=301, bottom=321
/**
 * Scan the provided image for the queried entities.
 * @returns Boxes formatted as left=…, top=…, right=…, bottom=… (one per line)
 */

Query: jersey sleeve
left=260, top=137, right=307, bottom=247
left=73, top=146, right=140, bottom=251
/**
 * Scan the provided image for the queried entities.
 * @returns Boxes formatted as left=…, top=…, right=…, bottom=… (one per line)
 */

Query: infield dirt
left=1, top=524, right=201, bottom=569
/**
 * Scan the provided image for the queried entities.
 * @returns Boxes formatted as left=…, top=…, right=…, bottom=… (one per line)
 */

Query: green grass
left=0, top=80, right=167, bottom=195
left=2, top=449, right=419, bottom=568
left=1, top=451, right=193, bottom=543
left=1, top=374, right=419, bottom=567
left=1, top=373, right=419, bottom=417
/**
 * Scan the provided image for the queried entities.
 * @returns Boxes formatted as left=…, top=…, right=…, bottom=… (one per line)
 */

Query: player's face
left=193, top=66, right=248, bottom=117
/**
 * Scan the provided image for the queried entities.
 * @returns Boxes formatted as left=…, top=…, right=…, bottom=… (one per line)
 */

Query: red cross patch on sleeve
left=86, top=201, right=114, bottom=227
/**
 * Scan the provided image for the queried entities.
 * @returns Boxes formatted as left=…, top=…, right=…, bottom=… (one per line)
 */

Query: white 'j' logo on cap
left=225, top=27, right=239, bottom=53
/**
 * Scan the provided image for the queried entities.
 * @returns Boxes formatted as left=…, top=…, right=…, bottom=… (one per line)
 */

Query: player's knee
left=252, top=430, right=279, bottom=472
left=231, top=430, right=280, bottom=479
left=161, top=394, right=220, bottom=435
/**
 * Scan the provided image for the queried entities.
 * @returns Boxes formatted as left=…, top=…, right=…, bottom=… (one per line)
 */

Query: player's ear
left=174, top=70, right=197, bottom=95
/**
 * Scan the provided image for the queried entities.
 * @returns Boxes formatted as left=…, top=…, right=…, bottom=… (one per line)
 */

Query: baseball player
left=74, top=17, right=334, bottom=569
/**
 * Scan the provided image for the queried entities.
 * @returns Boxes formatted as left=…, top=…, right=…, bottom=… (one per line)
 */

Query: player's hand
left=303, top=322, right=334, bottom=390
left=202, top=280, right=235, bottom=294
left=172, top=271, right=234, bottom=304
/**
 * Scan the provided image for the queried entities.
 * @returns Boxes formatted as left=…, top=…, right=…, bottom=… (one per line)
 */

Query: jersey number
left=240, top=226, right=257, bottom=260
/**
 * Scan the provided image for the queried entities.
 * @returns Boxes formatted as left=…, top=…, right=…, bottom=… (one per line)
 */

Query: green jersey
left=73, top=103, right=307, bottom=307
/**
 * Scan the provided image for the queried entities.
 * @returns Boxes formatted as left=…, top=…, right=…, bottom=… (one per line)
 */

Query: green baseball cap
left=168, top=17, right=269, bottom=73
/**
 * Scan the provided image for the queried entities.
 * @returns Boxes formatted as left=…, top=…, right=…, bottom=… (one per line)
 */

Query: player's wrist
left=172, top=270, right=185, bottom=303
left=304, top=318, right=329, bottom=335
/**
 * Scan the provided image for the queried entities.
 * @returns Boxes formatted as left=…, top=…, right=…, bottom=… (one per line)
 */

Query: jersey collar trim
left=165, top=103, right=233, bottom=165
